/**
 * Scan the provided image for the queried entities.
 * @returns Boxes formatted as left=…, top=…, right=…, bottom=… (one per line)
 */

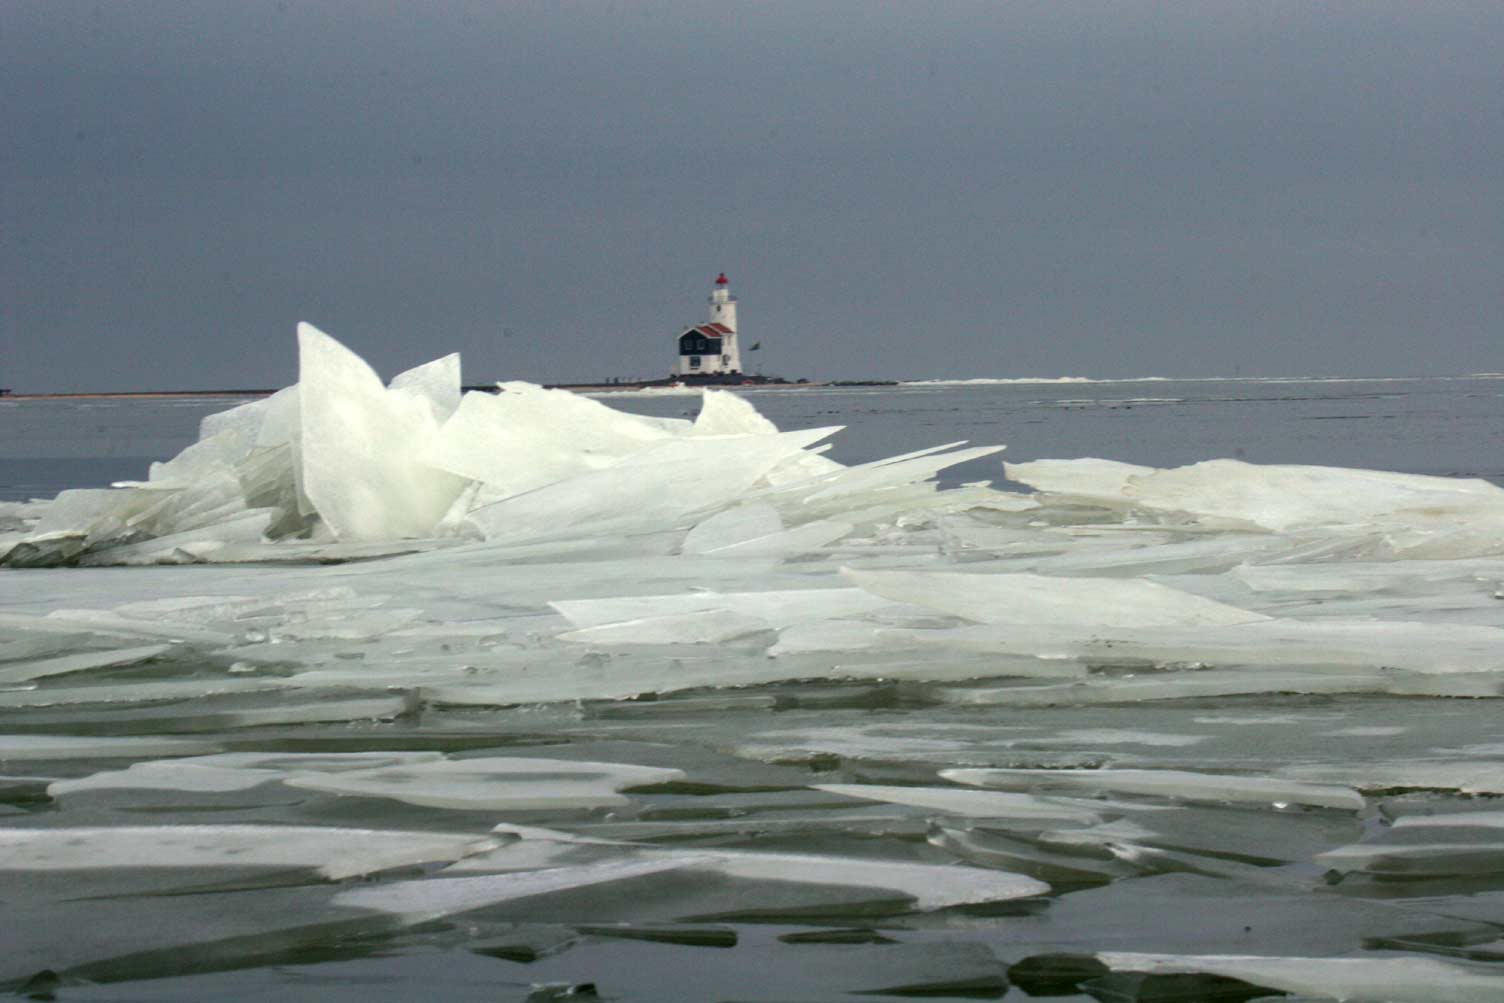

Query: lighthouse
left=672, top=273, right=743, bottom=379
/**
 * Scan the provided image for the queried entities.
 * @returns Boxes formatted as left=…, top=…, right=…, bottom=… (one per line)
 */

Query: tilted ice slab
left=338, top=844, right=1049, bottom=923
left=1317, top=840, right=1504, bottom=878
left=50, top=752, right=685, bottom=812
left=47, top=751, right=447, bottom=798
left=1095, top=952, right=1504, bottom=1003
left=463, top=427, right=841, bottom=544
left=446, top=825, right=1054, bottom=910
left=0, top=735, right=220, bottom=761
left=943, top=767, right=1365, bottom=811
left=0, top=825, right=500, bottom=881
left=282, top=756, right=685, bottom=811
left=418, top=380, right=688, bottom=495
left=297, top=323, right=467, bottom=541
left=1008, top=456, right=1504, bottom=538
left=813, top=784, right=1118, bottom=826
left=1280, top=760, right=1504, bottom=796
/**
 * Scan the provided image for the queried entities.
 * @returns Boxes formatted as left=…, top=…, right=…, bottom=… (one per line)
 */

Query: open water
left=2, top=376, right=1504, bottom=1001
left=5, top=376, right=1502, bottom=500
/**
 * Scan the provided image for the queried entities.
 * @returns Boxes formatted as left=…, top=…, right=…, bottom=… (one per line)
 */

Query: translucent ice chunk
left=78, top=509, right=277, bottom=566
left=681, top=503, right=854, bottom=557
left=419, top=381, right=686, bottom=493
left=697, top=518, right=856, bottom=558
left=781, top=444, right=1004, bottom=506
left=297, top=323, right=466, bottom=540
left=388, top=351, right=461, bottom=424
left=1004, top=457, right=1154, bottom=500
left=681, top=503, right=784, bottom=554
left=691, top=389, right=778, bottom=436
left=464, top=427, right=839, bottom=543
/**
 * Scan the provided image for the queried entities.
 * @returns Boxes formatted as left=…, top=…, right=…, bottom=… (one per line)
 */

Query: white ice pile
left=4, top=323, right=1504, bottom=711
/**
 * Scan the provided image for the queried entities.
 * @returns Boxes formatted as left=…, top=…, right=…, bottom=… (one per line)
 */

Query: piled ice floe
left=6, top=329, right=1504, bottom=996
left=0, top=324, right=865, bottom=566
left=4, top=324, right=1504, bottom=705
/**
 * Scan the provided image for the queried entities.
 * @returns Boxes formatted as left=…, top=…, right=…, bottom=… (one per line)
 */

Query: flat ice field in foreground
left=2, top=327, right=1504, bottom=1000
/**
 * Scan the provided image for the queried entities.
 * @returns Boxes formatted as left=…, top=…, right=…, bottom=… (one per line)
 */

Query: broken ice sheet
left=0, top=642, right=178, bottom=685
left=1095, top=951, right=1504, bottom=1003
left=341, top=841, right=1048, bottom=925
left=421, top=385, right=661, bottom=496
left=283, top=757, right=685, bottom=811
left=1317, top=839, right=1504, bottom=880
left=1280, top=760, right=1504, bottom=797
left=680, top=503, right=856, bottom=558
left=1009, top=456, right=1504, bottom=538
left=297, top=323, right=466, bottom=541
left=463, top=426, right=840, bottom=544
left=813, top=784, right=1117, bottom=826
left=47, top=751, right=445, bottom=800
left=50, top=753, right=685, bottom=813
left=943, top=767, right=1365, bottom=811
left=0, top=825, right=500, bottom=880
left=0, top=735, right=221, bottom=761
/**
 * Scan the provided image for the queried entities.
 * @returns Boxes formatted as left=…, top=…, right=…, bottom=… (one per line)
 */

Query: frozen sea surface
left=2, top=340, right=1504, bottom=1001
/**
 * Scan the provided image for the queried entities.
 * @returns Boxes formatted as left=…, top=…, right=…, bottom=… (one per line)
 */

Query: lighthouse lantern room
left=673, top=273, right=743, bottom=379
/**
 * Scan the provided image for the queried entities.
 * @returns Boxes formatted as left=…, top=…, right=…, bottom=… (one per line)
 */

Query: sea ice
left=50, top=752, right=684, bottom=813
left=0, top=825, right=500, bottom=880
left=1095, top=952, right=1504, bottom=1003
left=813, top=784, right=1114, bottom=825
left=943, top=767, right=1365, bottom=811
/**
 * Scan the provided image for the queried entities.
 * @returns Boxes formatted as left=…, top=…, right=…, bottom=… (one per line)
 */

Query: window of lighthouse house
left=689, top=356, right=701, bottom=369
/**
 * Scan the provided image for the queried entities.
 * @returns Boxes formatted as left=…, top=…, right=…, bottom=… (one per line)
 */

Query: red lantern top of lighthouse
left=714, top=273, right=729, bottom=286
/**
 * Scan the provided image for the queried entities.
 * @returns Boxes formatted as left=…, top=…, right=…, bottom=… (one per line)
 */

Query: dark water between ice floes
left=3, top=376, right=1502, bottom=500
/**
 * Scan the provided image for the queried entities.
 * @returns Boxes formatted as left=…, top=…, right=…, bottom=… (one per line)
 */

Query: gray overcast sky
left=4, top=1, right=1502, bottom=391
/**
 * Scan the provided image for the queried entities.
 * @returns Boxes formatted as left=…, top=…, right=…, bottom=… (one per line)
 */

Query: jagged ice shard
left=3, top=326, right=1504, bottom=997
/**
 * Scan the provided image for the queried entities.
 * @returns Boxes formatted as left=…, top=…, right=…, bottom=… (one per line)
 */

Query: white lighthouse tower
left=672, top=273, right=743, bottom=379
